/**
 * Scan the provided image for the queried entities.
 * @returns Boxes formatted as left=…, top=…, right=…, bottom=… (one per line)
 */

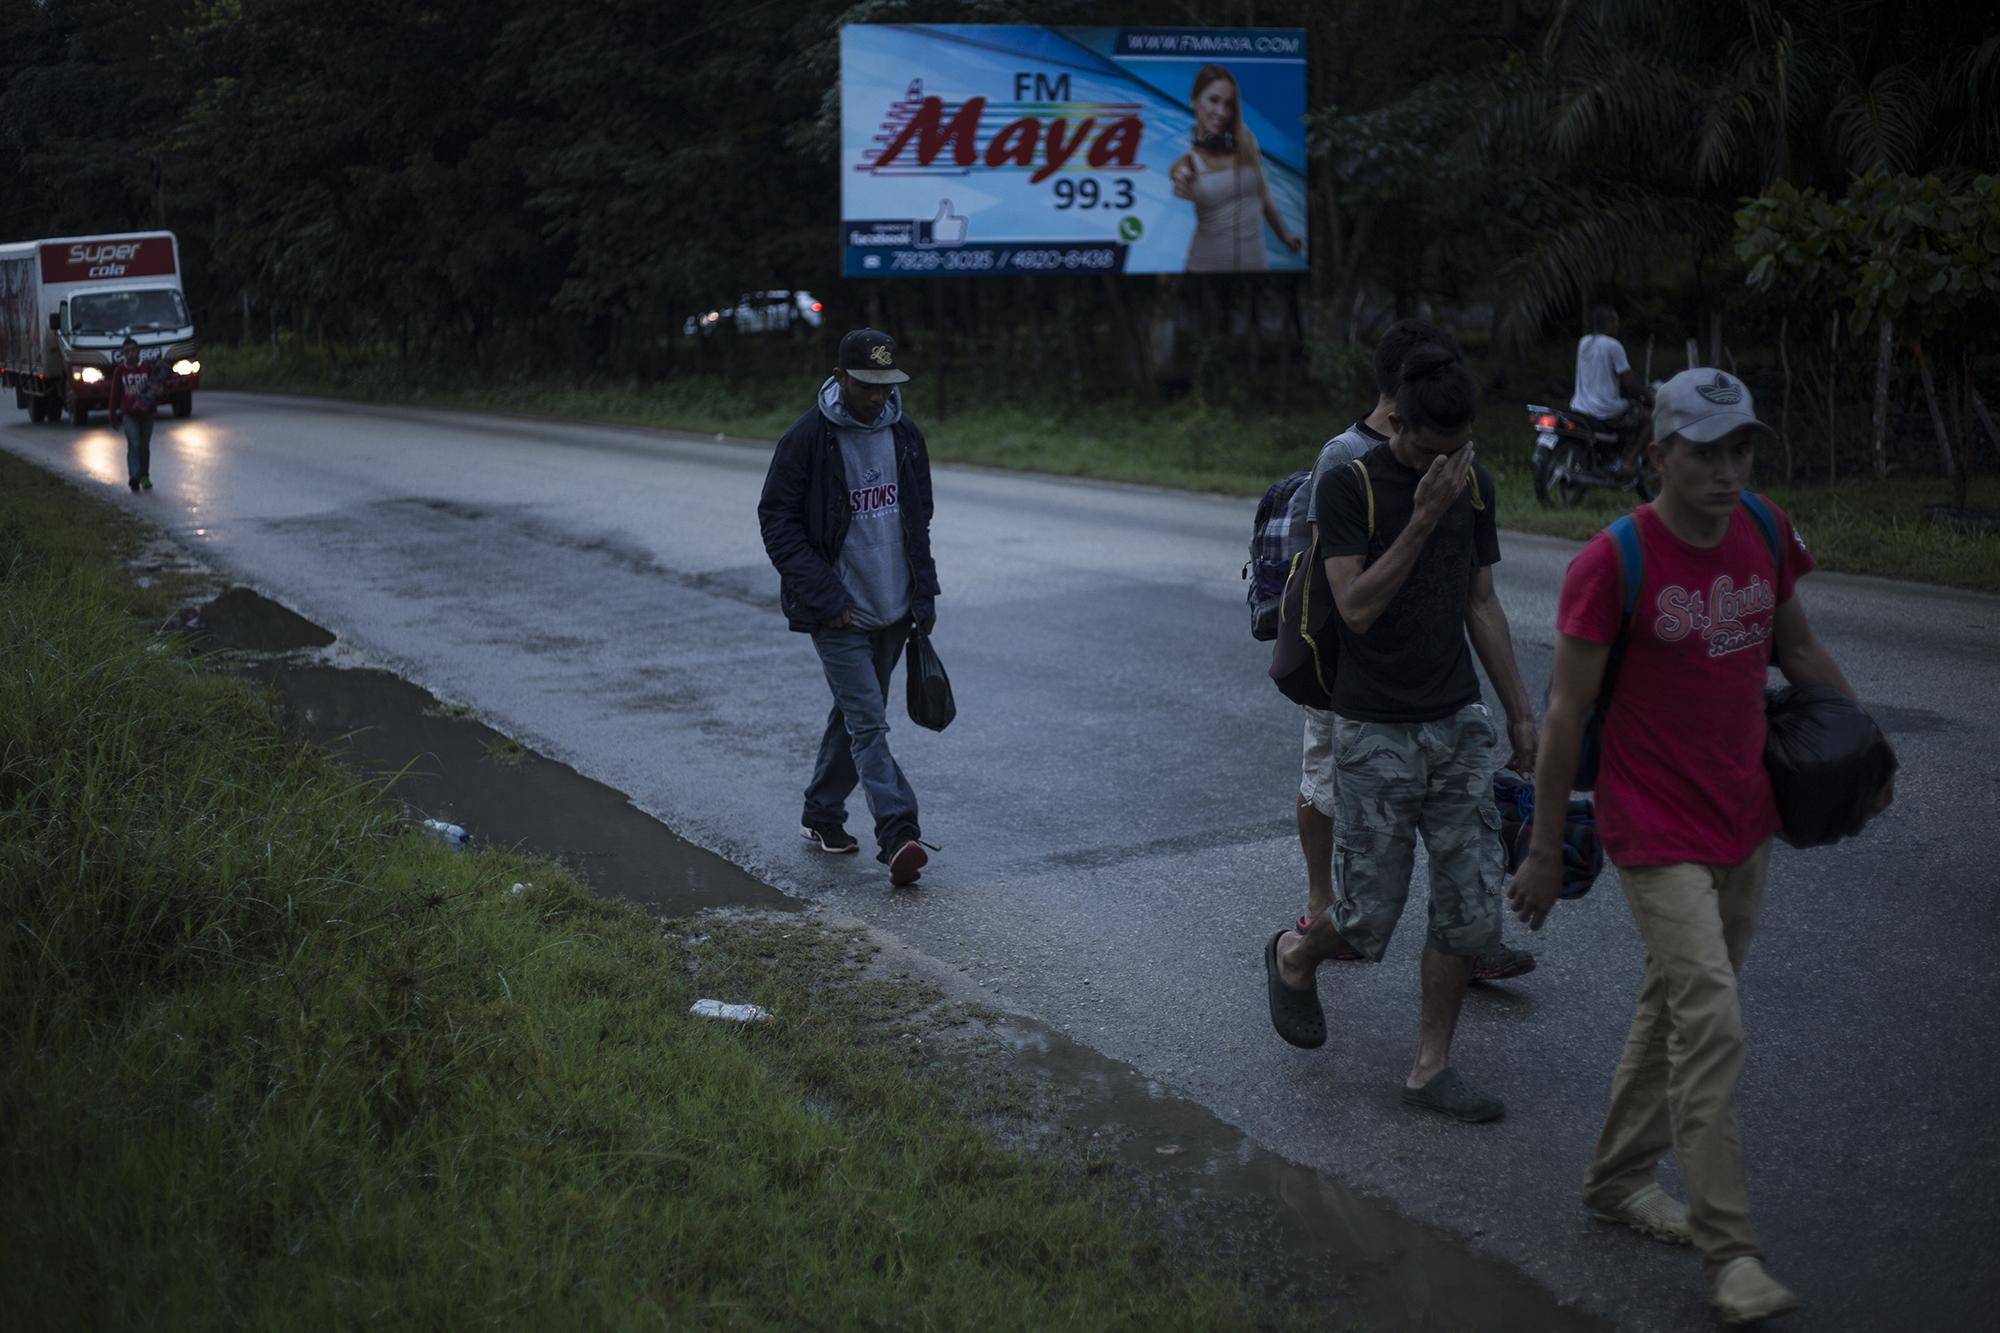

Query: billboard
left=842, top=25, right=1307, bottom=278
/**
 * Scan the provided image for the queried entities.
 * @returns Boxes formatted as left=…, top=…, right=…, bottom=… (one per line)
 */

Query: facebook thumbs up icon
left=915, top=199, right=968, bottom=247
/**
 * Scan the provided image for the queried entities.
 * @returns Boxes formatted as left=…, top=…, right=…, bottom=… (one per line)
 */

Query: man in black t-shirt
left=1261, top=347, right=1538, bottom=1123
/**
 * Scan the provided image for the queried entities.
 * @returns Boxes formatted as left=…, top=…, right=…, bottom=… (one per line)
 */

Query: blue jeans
left=123, top=415, right=155, bottom=481
left=804, top=618, right=919, bottom=855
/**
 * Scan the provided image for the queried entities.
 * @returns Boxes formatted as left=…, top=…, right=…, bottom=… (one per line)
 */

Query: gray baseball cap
left=1653, top=368, right=1772, bottom=444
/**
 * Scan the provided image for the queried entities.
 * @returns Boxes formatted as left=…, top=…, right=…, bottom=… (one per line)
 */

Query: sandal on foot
left=1264, top=931, right=1325, bottom=1049
left=1590, top=1183, right=1691, bottom=1244
left=1401, top=1068, right=1504, bottom=1122
left=1472, top=946, right=1537, bottom=983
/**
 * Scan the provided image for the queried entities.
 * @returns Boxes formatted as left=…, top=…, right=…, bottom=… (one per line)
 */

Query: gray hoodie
left=818, top=376, right=912, bottom=630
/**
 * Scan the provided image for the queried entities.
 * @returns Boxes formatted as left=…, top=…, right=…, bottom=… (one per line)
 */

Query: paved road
left=9, top=394, right=1997, bottom=1329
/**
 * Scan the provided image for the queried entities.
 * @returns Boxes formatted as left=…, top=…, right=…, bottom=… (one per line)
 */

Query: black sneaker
left=139, top=475, right=153, bottom=491
left=128, top=478, right=141, bottom=492
left=800, top=821, right=859, bottom=854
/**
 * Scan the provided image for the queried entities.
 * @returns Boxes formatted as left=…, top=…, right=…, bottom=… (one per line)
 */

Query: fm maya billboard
left=842, top=25, right=1307, bottom=278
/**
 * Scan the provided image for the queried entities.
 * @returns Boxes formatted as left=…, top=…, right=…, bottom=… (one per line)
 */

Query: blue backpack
left=1573, top=494, right=1782, bottom=790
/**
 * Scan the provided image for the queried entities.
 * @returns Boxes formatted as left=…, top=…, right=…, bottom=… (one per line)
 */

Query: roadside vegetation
left=208, top=344, right=2000, bottom=594
left=0, top=452, right=1310, bottom=1330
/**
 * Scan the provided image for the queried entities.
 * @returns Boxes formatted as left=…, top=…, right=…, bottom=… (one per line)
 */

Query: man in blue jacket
left=758, top=329, right=940, bottom=887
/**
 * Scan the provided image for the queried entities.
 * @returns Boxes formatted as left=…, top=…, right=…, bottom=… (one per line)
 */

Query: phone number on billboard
left=868, top=245, right=1123, bottom=275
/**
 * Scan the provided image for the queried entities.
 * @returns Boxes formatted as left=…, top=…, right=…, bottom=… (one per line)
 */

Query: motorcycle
left=1525, top=401, right=1659, bottom=507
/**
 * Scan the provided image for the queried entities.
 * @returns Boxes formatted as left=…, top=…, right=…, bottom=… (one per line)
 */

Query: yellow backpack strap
left=1468, top=457, right=1486, bottom=510
left=1347, top=457, right=1375, bottom=539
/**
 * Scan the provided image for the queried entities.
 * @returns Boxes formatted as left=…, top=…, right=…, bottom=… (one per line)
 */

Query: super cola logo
left=70, top=242, right=141, bottom=277
left=859, top=77, right=1143, bottom=186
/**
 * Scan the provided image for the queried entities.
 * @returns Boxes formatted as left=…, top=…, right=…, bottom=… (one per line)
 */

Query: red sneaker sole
left=888, top=841, right=928, bottom=886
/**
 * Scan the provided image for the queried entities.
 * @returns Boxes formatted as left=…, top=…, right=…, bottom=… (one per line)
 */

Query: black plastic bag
left=905, top=627, right=956, bottom=732
left=1763, top=685, right=1897, bottom=848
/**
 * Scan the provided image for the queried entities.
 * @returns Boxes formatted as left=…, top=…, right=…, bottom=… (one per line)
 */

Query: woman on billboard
left=1169, top=65, right=1303, bottom=273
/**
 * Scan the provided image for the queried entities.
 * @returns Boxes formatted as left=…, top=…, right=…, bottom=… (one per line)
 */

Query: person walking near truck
left=757, top=329, right=940, bottom=887
left=106, top=336, right=165, bottom=491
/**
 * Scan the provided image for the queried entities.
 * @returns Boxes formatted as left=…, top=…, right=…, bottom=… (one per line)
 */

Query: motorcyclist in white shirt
left=1569, top=305, right=1655, bottom=474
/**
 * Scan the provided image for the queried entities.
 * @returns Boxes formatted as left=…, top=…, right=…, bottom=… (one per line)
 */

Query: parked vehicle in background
left=683, top=290, right=825, bottom=337
left=0, top=230, right=201, bottom=426
left=1525, top=399, right=1659, bottom=507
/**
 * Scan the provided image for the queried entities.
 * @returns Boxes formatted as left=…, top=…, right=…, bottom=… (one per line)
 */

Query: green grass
left=0, top=452, right=1309, bottom=1330
left=206, top=343, right=2000, bottom=593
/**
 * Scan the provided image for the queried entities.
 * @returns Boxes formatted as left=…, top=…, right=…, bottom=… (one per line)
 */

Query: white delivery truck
left=0, top=230, right=201, bottom=425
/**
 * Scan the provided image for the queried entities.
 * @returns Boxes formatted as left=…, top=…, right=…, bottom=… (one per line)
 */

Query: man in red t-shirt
left=106, top=336, right=166, bottom=492
left=1506, top=368, right=1888, bottom=1325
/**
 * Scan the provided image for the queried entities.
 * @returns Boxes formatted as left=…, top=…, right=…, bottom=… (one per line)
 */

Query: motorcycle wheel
left=1633, top=458, right=1662, bottom=501
left=1543, top=439, right=1589, bottom=508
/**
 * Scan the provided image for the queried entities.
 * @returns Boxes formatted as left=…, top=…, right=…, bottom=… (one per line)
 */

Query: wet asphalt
left=7, top=393, right=1997, bottom=1330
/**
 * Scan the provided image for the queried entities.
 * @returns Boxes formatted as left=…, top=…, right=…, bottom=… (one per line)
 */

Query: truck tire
left=171, top=393, right=193, bottom=418
left=67, top=385, right=88, bottom=427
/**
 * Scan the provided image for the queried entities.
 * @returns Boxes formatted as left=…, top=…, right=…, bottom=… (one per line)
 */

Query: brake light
left=810, top=302, right=823, bottom=312
left=1534, top=414, right=1556, bottom=429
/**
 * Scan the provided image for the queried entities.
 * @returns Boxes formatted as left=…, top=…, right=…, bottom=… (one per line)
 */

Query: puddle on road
left=197, top=585, right=1598, bottom=1329
left=988, top=1020, right=1604, bottom=1331
left=199, top=589, right=789, bottom=919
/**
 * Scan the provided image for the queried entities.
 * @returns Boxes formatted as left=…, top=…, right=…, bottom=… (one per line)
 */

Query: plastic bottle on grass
left=420, top=819, right=471, bottom=850
left=690, top=999, right=771, bottom=1024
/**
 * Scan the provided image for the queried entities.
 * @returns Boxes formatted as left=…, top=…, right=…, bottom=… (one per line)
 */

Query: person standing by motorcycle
left=1569, top=306, right=1654, bottom=473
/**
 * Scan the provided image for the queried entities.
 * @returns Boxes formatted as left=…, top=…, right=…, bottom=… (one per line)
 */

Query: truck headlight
left=172, top=359, right=200, bottom=377
left=75, top=366, right=104, bottom=385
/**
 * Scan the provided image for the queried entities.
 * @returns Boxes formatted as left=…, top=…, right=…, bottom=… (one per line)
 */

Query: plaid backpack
left=1244, top=471, right=1312, bottom=641
left=1492, top=771, right=1604, bottom=900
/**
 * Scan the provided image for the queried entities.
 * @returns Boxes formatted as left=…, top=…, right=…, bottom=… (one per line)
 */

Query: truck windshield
left=70, top=290, right=190, bottom=335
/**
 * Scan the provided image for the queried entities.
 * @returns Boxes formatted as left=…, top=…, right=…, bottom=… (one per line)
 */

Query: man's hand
left=1413, top=443, right=1473, bottom=525
left=1506, top=854, right=1562, bottom=931
left=1506, top=716, right=1538, bottom=776
left=823, top=608, right=854, bottom=630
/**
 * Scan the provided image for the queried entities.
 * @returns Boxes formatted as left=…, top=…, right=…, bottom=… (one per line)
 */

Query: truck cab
left=1, top=232, right=202, bottom=425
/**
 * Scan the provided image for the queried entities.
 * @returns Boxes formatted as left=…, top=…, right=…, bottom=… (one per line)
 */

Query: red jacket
left=107, top=360, right=166, bottom=423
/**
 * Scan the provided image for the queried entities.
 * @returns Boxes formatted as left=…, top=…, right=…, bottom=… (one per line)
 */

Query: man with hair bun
left=1262, top=345, right=1538, bottom=1124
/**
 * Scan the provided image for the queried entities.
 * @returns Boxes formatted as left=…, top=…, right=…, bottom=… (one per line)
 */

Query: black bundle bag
left=1763, top=685, right=1897, bottom=848
left=906, top=627, right=956, bottom=732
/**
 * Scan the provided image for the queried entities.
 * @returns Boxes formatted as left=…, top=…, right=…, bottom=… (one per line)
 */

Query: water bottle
left=689, top=999, right=771, bottom=1024
left=420, top=819, right=471, bottom=849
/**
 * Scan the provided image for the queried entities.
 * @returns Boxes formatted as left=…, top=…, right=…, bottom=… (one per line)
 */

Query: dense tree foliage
left=2, top=0, right=1991, bottom=477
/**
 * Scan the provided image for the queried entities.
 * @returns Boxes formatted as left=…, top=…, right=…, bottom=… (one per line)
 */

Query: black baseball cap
left=837, top=328, right=910, bottom=385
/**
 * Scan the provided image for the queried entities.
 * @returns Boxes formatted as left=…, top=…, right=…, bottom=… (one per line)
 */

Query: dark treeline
left=4, top=0, right=1994, bottom=477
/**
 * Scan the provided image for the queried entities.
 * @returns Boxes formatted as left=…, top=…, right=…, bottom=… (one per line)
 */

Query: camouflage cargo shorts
left=1328, top=702, right=1505, bottom=961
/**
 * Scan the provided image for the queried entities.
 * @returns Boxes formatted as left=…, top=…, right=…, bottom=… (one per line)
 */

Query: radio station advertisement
left=841, top=25, right=1308, bottom=278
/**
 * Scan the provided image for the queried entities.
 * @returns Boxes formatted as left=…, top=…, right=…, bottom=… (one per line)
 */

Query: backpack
left=1268, top=459, right=1373, bottom=709
left=1572, top=493, right=1782, bottom=790
left=1244, top=471, right=1312, bottom=641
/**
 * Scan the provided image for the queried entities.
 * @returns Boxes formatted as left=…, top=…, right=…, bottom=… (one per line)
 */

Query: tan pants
left=1584, top=842, right=1771, bottom=1276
